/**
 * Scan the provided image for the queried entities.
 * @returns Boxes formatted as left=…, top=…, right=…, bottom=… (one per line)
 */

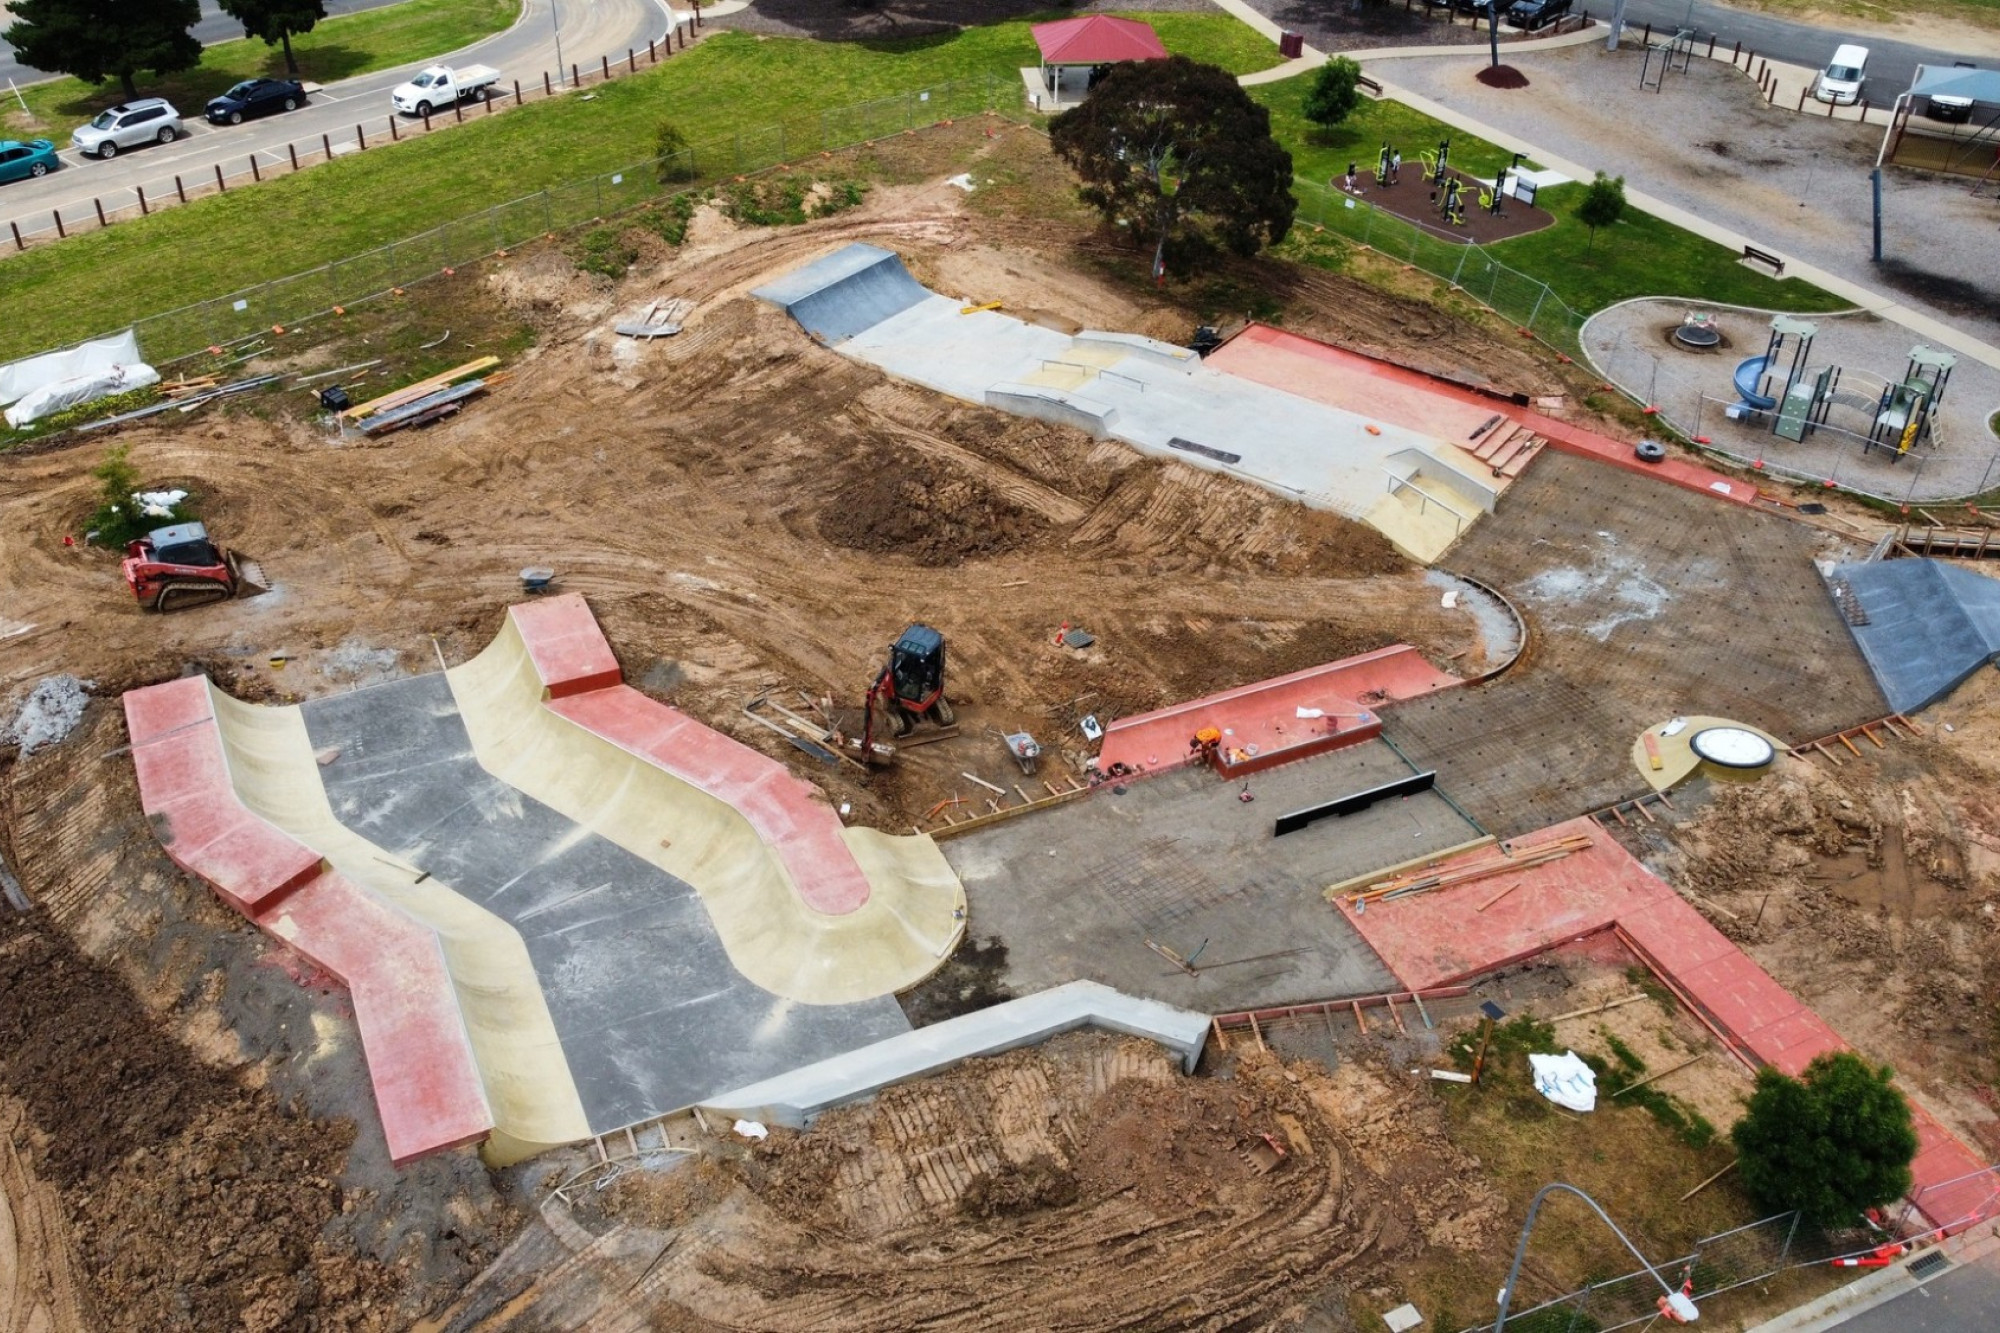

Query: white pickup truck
left=391, top=64, right=502, bottom=117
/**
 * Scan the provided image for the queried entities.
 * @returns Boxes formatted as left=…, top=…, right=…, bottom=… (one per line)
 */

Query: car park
left=1815, top=44, right=1869, bottom=105
left=1506, top=0, right=1574, bottom=31
left=0, top=138, right=58, bottom=184
left=206, top=78, right=306, bottom=126
left=70, top=99, right=184, bottom=159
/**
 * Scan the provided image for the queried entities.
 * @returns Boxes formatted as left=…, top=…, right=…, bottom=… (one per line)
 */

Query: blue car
left=0, top=138, right=57, bottom=184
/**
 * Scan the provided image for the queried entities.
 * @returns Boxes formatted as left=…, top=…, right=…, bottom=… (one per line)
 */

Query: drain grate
left=1906, top=1249, right=1951, bottom=1279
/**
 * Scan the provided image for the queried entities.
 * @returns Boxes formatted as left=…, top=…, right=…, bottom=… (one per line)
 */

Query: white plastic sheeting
left=0, top=330, right=144, bottom=406
left=1529, top=1051, right=1598, bottom=1112
left=4, top=361, right=159, bottom=428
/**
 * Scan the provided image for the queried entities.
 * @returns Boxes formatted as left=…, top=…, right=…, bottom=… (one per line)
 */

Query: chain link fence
left=1452, top=1211, right=1914, bottom=1333
left=59, top=74, right=1008, bottom=368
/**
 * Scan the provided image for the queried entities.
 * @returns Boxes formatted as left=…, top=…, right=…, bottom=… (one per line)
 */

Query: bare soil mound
left=1477, top=64, right=1531, bottom=89
left=818, top=447, right=1050, bottom=563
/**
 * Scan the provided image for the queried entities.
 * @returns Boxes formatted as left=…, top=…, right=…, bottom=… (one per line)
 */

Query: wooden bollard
left=249, top=154, right=261, bottom=181
left=289, top=142, right=299, bottom=169
left=214, top=163, right=226, bottom=191
left=602, top=54, right=611, bottom=80
left=389, top=115, right=399, bottom=140
left=93, top=197, right=106, bottom=227
left=136, top=184, right=148, bottom=215
left=514, top=79, right=522, bottom=102
left=9, top=220, right=22, bottom=251
left=544, top=70, right=553, bottom=95
left=356, top=123, right=366, bottom=149
left=322, top=131, right=332, bottom=158
left=649, top=38, right=656, bottom=61
left=174, top=174, right=186, bottom=203
left=572, top=63, right=580, bottom=87
left=52, top=209, right=64, bottom=238
left=628, top=48, right=636, bottom=72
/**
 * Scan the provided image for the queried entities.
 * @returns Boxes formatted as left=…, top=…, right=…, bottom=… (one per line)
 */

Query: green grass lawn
left=1253, top=73, right=1853, bottom=319
left=0, top=15, right=1274, bottom=362
left=3, top=0, right=521, bottom=141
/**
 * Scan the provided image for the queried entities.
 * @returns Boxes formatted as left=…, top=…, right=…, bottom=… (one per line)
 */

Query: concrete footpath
left=1745, top=1230, right=2000, bottom=1332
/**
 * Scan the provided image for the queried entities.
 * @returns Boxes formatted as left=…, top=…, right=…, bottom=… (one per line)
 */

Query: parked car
left=390, top=64, right=502, bottom=117
left=1814, top=43, right=1869, bottom=105
left=0, top=138, right=58, bottom=184
left=71, top=99, right=184, bottom=159
left=206, top=77, right=306, bottom=125
left=1506, top=0, right=1573, bottom=31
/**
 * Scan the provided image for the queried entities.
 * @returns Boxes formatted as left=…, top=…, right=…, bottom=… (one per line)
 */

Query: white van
left=1815, top=44, right=1869, bottom=105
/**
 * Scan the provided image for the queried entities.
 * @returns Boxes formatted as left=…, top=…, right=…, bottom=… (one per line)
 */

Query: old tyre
left=1635, top=440, right=1668, bottom=464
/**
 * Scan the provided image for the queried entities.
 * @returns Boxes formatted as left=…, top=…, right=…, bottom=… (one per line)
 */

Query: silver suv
left=72, top=99, right=184, bottom=159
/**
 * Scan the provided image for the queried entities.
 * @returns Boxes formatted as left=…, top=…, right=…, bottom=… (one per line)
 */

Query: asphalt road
left=0, top=0, right=675, bottom=240
left=1607, top=0, right=1983, bottom=103
left=1830, top=1249, right=2000, bottom=1332
left=0, top=0, right=411, bottom=90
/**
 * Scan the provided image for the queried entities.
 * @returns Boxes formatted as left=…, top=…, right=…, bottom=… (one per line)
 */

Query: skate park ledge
left=123, top=676, right=494, bottom=1165
left=701, top=980, right=1210, bottom=1129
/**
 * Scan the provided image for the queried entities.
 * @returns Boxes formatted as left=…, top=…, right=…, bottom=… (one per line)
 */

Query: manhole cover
left=1690, top=727, right=1775, bottom=770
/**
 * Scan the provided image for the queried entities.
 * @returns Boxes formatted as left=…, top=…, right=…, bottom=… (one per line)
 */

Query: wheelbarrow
left=1001, top=730, right=1042, bottom=775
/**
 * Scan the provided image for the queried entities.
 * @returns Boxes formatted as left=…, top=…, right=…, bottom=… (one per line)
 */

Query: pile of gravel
left=5, top=675, right=94, bottom=755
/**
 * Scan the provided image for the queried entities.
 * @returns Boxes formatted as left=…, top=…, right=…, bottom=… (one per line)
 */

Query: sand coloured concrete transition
left=447, top=599, right=967, bottom=1005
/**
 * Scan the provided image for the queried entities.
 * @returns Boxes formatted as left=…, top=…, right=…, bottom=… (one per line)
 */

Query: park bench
left=1741, top=245, right=1786, bottom=275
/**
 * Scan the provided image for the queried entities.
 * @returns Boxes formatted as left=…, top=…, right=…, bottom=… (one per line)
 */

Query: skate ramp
left=1830, top=557, right=2000, bottom=713
left=753, top=242, right=932, bottom=345
left=205, top=687, right=591, bottom=1164
left=704, top=981, right=1210, bottom=1129
left=447, top=596, right=966, bottom=1005
left=124, top=676, right=496, bottom=1167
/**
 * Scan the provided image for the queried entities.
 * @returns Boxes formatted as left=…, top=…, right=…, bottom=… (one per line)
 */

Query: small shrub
left=573, top=226, right=639, bottom=278
left=86, top=443, right=195, bottom=549
left=654, top=121, right=697, bottom=184
left=638, top=192, right=698, bottom=246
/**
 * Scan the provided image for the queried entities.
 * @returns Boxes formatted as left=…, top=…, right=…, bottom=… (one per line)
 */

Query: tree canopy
left=3, top=0, right=202, bottom=99
left=1576, top=171, right=1627, bottom=252
left=221, top=0, right=328, bottom=75
left=1049, top=56, right=1295, bottom=280
left=1303, top=56, right=1363, bottom=130
left=1732, top=1052, right=1918, bottom=1229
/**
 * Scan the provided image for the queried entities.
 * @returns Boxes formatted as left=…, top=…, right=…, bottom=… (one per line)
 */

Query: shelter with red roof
left=1026, top=14, right=1168, bottom=110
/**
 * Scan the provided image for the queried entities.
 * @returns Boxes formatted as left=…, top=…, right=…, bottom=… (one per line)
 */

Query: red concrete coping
left=505, top=596, right=872, bottom=915
left=1338, top=817, right=1992, bottom=1234
left=1097, top=646, right=1458, bottom=777
left=509, top=593, right=624, bottom=698
left=266, top=873, right=492, bottom=1166
left=122, top=676, right=494, bottom=1165
left=124, top=677, right=324, bottom=912
left=1208, top=323, right=1761, bottom=507
left=549, top=687, right=873, bottom=916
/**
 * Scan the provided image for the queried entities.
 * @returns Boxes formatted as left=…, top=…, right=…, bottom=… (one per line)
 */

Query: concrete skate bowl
left=124, top=595, right=967, bottom=1167
left=1830, top=557, right=2000, bottom=713
left=753, top=242, right=931, bottom=345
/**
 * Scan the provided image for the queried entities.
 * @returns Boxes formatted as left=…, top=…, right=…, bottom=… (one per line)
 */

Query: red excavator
left=858, top=624, right=955, bottom=759
left=121, top=522, right=266, bottom=612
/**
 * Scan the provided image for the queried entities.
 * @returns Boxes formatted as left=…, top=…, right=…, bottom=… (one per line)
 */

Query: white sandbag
left=1529, top=1050, right=1597, bottom=1112
left=5, top=361, right=159, bottom=428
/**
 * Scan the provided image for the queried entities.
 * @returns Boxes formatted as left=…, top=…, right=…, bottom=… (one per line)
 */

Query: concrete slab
left=941, top=741, right=1482, bottom=1013
left=1384, top=450, right=1886, bottom=836
left=303, top=672, right=912, bottom=1136
left=1832, top=559, right=2000, bottom=714
left=704, top=980, right=1210, bottom=1129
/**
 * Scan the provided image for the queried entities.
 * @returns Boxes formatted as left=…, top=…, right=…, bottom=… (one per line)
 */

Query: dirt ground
left=1622, top=688, right=2000, bottom=1162
left=421, top=1029, right=1508, bottom=1331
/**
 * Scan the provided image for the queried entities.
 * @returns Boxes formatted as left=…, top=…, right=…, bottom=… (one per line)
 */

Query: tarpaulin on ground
left=1529, top=1050, right=1597, bottom=1112
left=0, top=330, right=144, bottom=407
left=4, top=361, right=159, bottom=428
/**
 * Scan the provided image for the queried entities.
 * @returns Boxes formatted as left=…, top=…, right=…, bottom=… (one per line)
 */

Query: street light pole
left=551, top=0, right=566, bottom=86
left=1495, top=1184, right=1700, bottom=1331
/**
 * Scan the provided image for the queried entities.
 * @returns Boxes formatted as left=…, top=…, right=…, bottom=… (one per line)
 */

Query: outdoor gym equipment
left=1868, top=345, right=1956, bottom=459
left=1433, top=137, right=1451, bottom=186
left=1639, top=28, right=1697, bottom=92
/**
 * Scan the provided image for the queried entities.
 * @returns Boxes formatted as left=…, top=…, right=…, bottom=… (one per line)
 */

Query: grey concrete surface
left=1827, top=1247, right=2000, bottom=1333
left=302, top=672, right=909, bottom=1135
left=753, top=242, right=931, bottom=344
left=942, top=741, right=1483, bottom=1013
left=1833, top=557, right=2000, bottom=713
left=706, top=980, right=1212, bottom=1128
left=1366, top=44, right=2000, bottom=361
left=1582, top=300, right=2000, bottom=502
left=1383, top=449, right=1887, bottom=835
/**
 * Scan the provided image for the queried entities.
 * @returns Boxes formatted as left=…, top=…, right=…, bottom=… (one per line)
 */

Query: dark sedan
left=205, top=78, right=306, bottom=125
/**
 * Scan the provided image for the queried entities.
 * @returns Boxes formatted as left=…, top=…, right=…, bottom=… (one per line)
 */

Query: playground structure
left=1729, top=315, right=1825, bottom=441
left=1868, top=345, right=1956, bottom=459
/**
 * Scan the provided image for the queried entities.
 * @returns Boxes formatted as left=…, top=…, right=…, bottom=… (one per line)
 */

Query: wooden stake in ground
left=1612, top=1052, right=1706, bottom=1097
left=1679, top=1157, right=1738, bottom=1202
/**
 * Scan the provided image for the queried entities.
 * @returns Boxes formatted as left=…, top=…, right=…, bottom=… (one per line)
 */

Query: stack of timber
left=1330, top=832, right=1594, bottom=907
left=342, top=356, right=502, bottom=436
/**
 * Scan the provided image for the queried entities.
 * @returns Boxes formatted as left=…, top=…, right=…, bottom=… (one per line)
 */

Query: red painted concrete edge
left=121, top=679, right=495, bottom=1164
left=1213, top=719, right=1383, bottom=778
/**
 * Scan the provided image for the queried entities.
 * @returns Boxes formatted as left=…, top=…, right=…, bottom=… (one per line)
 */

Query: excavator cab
left=888, top=625, right=946, bottom=713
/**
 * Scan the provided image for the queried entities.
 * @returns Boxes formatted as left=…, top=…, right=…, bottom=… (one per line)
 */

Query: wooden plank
left=340, top=356, right=500, bottom=420
left=1839, top=733, right=1863, bottom=758
left=1351, top=1000, right=1367, bottom=1035
left=1247, top=1012, right=1267, bottom=1053
left=1642, top=731, right=1663, bottom=770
